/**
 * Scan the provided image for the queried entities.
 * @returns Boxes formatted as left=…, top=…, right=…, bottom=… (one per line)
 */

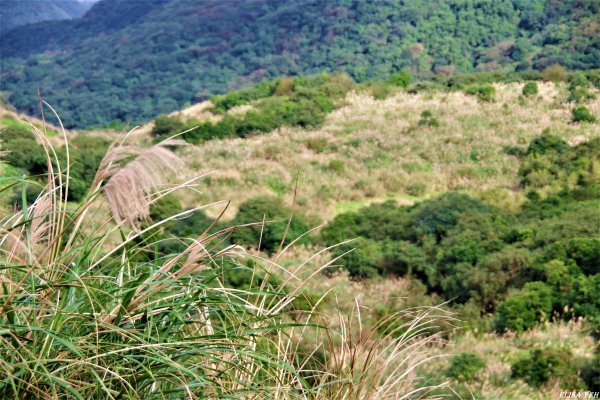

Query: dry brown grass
left=175, top=82, right=600, bottom=220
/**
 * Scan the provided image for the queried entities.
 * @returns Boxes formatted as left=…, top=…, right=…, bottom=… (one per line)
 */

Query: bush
left=566, top=238, right=600, bottom=275
left=321, top=201, right=411, bottom=245
left=525, top=133, right=568, bottom=156
left=540, top=64, right=568, bottom=82
left=231, top=196, right=312, bottom=253
left=1, top=126, right=111, bottom=202
left=587, top=69, right=600, bottom=89
left=572, top=106, right=596, bottom=123
left=211, top=79, right=276, bottom=113
left=568, top=87, right=596, bottom=103
left=511, top=348, right=583, bottom=388
left=568, top=72, right=590, bottom=90
left=368, top=83, right=392, bottom=100
left=1, top=126, right=47, bottom=175
left=380, top=240, right=428, bottom=277
left=446, top=353, right=486, bottom=382
left=418, top=110, right=440, bottom=127
left=409, top=192, right=490, bottom=241
left=150, top=194, right=183, bottom=222
left=389, top=69, right=412, bottom=88
left=522, top=81, right=538, bottom=97
left=583, top=346, right=600, bottom=391
left=326, top=159, right=345, bottom=174
left=465, top=84, right=496, bottom=102
left=152, top=114, right=185, bottom=136
left=493, top=282, right=553, bottom=333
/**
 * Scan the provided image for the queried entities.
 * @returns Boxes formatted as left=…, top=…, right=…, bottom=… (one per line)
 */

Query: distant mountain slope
left=1, top=0, right=599, bottom=128
left=0, top=0, right=94, bottom=33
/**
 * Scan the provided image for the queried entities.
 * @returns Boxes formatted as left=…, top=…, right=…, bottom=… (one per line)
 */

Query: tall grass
left=0, top=109, right=450, bottom=399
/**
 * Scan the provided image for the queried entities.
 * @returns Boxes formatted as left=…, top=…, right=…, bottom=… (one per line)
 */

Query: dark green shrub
left=389, top=69, right=412, bottom=88
left=1, top=126, right=47, bottom=175
left=211, top=79, right=276, bottom=113
left=320, top=201, right=409, bottom=245
left=150, top=194, right=183, bottom=222
left=152, top=114, right=185, bottom=137
left=164, top=210, right=215, bottom=238
left=409, top=192, right=490, bottom=241
left=2, top=137, right=47, bottom=175
left=525, top=134, right=568, bottom=155
left=522, top=81, right=538, bottom=97
left=231, top=196, right=311, bottom=253
left=68, top=136, right=111, bottom=201
left=566, top=238, right=600, bottom=275
left=331, top=237, right=383, bottom=279
left=380, top=240, right=428, bottom=277
left=511, top=349, right=556, bottom=387
left=502, top=145, right=527, bottom=157
left=568, top=72, right=590, bottom=90
left=493, top=282, right=553, bottom=333
left=465, top=84, right=496, bottom=102
left=568, top=87, right=596, bottom=103
left=446, top=353, right=486, bottom=382
left=587, top=69, right=600, bottom=89
left=572, top=106, right=596, bottom=123
left=9, top=182, right=43, bottom=208
left=511, top=348, right=583, bottom=388
left=1, top=126, right=110, bottom=202
left=583, top=346, right=600, bottom=391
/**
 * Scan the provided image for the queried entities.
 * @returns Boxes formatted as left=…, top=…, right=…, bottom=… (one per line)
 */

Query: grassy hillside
left=1, top=75, right=600, bottom=398
left=1, top=0, right=599, bottom=127
left=168, top=81, right=599, bottom=219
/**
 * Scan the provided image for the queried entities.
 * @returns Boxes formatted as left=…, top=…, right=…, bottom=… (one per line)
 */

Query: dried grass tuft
left=103, top=140, right=185, bottom=226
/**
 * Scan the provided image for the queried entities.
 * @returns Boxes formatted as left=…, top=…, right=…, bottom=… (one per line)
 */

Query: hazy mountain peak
left=0, top=0, right=97, bottom=33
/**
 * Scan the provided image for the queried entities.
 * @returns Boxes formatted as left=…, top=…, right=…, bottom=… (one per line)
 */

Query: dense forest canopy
left=1, top=0, right=599, bottom=128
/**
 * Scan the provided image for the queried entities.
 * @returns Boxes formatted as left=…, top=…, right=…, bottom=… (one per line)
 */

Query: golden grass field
left=164, top=82, right=600, bottom=221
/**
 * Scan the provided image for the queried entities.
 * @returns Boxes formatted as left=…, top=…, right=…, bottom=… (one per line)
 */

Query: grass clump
left=418, top=110, right=440, bottom=127
left=0, top=113, right=451, bottom=399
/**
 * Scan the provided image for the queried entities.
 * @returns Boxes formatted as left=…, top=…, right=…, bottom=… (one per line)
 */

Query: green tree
left=493, top=282, right=553, bottom=333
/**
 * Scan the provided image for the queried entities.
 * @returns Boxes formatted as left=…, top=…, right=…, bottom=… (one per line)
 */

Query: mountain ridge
left=0, top=0, right=94, bottom=33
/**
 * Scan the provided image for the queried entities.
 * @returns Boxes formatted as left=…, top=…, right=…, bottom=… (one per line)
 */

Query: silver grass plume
left=103, top=140, right=185, bottom=226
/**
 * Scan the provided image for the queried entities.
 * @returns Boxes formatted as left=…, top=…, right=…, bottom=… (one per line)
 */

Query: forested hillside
left=1, top=0, right=599, bottom=128
left=0, top=0, right=93, bottom=33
